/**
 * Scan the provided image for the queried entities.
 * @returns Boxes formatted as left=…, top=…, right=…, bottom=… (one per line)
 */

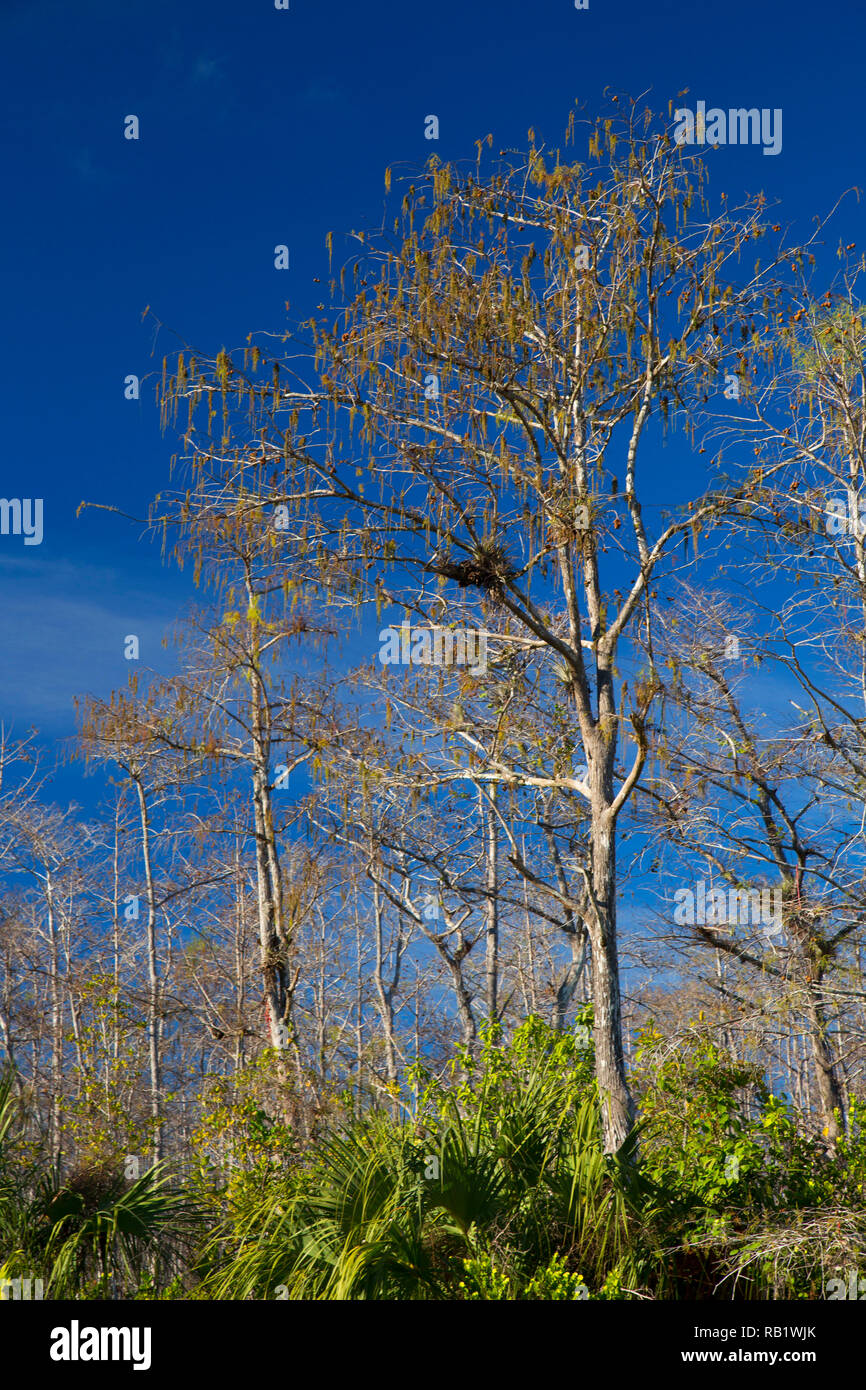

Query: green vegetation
left=3, top=1019, right=863, bottom=1300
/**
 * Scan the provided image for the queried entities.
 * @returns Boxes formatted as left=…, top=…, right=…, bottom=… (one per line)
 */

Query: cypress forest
left=3, top=90, right=866, bottom=1310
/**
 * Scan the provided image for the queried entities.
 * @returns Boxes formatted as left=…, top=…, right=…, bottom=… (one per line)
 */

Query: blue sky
left=1, top=0, right=863, bottom=806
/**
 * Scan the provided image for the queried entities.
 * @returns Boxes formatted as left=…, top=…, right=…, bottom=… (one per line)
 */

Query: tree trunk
left=553, top=928, right=588, bottom=1031
left=251, top=764, right=288, bottom=1053
left=588, top=788, right=636, bottom=1155
left=448, top=955, right=477, bottom=1054
left=372, top=877, right=398, bottom=1084
left=133, top=776, right=162, bottom=1167
left=46, top=870, right=62, bottom=1167
left=482, top=786, right=499, bottom=1025
left=803, top=970, right=845, bottom=1145
left=233, top=841, right=246, bottom=1072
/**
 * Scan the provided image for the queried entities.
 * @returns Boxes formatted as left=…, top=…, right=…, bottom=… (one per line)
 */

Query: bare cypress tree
left=157, top=101, right=803, bottom=1150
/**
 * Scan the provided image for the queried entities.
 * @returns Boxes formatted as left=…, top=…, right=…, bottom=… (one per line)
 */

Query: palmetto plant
left=203, top=1018, right=660, bottom=1300
left=37, top=1161, right=202, bottom=1298
left=201, top=1115, right=448, bottom=1300
left=0, top=1067, right=42, bottom=1282
left=0, top=1068, right=202, bottom=1298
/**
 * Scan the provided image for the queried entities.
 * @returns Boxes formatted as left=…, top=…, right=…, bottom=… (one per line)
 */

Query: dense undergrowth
left=2, top=1018, right=864, bottom=1300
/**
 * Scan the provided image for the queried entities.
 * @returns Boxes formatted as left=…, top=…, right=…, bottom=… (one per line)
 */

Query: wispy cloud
left=191, top=54, right=226, bottom=85
left=0, top=554, right=178, bottom=729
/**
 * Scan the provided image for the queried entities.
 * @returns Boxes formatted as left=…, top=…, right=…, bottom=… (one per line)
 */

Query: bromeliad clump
left=426, top=539, right=517, bottom=598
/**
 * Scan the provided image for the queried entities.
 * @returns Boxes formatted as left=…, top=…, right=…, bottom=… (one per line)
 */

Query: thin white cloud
left=0, top=555, right=178, bottom=727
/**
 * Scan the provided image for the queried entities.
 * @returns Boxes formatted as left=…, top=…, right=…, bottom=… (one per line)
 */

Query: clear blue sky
left=1, top=0, right=862, bottom=802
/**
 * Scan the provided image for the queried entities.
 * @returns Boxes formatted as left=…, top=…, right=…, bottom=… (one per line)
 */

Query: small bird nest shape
left=429, top=540, right=516, bottom=598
